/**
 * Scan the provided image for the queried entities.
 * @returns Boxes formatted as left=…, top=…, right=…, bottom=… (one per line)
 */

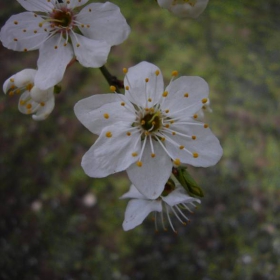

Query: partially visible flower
left=74, top=61, right=223, bottom=199
left=157, top=0, right=209, bottom=18
left=3, top=69, right=55, bottom=120
left=0, top=1, right=130, bottom=89
left=120, top=182, right=200, bottom=232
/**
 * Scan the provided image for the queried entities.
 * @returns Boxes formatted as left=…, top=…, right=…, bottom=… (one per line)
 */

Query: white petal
left=122, top=199, right=162, bottom=231
left=126, top=140, right=172, bottom=199
left=0, top=12, right=48, bottom=51
left=163, top=76, right=209, bottom=118
left=18, top=90, right=38, bottom=114
left=124, top=61, right=164, bottom=107
left=35, top=34, right=73, bottom=89
left=170, top=0, right=209, bottom=18
left=77, top=2, right=130, bottom=46
left=164, top=121, right=223, bottom=167
left=67, top=0, right=89, bottom=9
left=162, top=186, right=200, bottom=206
left=120, top=185, right=146, bottom=200
left=32, top=95, right=55, bottom=121
left=17, top=0, right=54, bottom=12
left=74, top=94, right=134, bottom=135
left=30, top=86, right=53, bottom=102
left=81, top=124, right=141, bottom=178
left=70, top=33, right=110, bottom=68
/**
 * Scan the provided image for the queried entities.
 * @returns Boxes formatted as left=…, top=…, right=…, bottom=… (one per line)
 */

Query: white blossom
left=74, top=61, right=223, bottom=199
left=157, top=0, right=209, bottom=18
left=3, top=69, right=55, bottom=120
left=0, top=0, right=130, bottom=89
left=120, top=183, right=200, bottom=232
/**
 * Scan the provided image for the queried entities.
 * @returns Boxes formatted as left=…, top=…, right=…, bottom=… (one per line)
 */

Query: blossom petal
left=74, top=94, right=135, bottom=135
left=169, top=0, right=209, bottom=18
left=162, top=186, right=200, bottom=206
left=124, top=61, right=164, bottom=108
left=35, top=34, right=73, bottom=89
left=17, top=0, right=54, bottom=12
left=67, top=0, right=89, bottom=9
left=77, top=2, right=130, bottom=46
left=164, top=121, right=223, bottom=167
left=162, top=76, right=209, bottom=118
left=70, top=33, right=110, bottom=68
left=126, top=140, right=172, bottom=199
left=32, top=94, right=55, bottom=121
left=81, top=124, right=141, bottom=178
left=120, top=185, right=146, bottom=200
left=122, top=199, right=162, bottom=231
left=0, top=12, right=48, bottom=51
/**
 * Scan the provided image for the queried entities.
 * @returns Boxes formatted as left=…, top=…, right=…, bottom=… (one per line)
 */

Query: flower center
left=141, top=112, right=161, bottom=132
left=51, top=9, right=73, bottom=29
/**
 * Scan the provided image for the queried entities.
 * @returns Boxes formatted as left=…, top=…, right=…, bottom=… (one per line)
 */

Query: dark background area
left=0, top=0, right=280, bottom=279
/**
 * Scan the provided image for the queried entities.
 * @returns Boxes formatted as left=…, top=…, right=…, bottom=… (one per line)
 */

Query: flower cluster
left=1, top=0, right=221, bottom=232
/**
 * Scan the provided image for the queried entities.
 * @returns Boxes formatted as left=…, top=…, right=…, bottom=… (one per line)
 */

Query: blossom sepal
left=173, top=167, right=204, bottom=198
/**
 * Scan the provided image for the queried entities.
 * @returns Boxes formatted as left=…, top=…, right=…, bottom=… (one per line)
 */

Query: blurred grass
left=0, top=0, right=280, bottom=279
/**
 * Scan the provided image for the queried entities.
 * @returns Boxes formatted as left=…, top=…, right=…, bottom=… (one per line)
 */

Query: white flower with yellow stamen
left=74, top=61, right=222, bottom=199
left=3, top=69, right=55, bottom=120
left=0, top=0, right=130, bottom=89
left=157, top=0, right=209, bottom=18
left=120, top=182, right=200, bottom=232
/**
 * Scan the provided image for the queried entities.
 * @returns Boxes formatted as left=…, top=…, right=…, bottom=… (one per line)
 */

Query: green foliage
left=0, top=0, right=280, bottom=279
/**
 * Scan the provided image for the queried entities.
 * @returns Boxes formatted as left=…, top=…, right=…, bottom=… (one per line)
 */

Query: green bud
left=174, top=167, right=204, bottom=198
left=54, top=85, right=62, bottom=94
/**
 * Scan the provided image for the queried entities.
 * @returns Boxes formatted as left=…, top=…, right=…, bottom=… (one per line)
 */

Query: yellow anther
left=149, top=108, right=154, bottom=113
left=54, top=46, right=58, bottom=49
left=202, top=105, right=206, bottom=110
left=76, top=44, right=80, bottom=47
left=103, top=113, right=109, bottom=119
left=193, top=153, right=199, bottom=158
left=161, top=137, right=166, bottom=142
left=165, top=109, right=169, bottom=113
left=192, top=135, right=196, bottom=140
left=148, top=98, right=152, bottom=102
left=184, top=93, right=189, bottom=97
left=125, top=85, right=129, bottom=90
left=24, top=48, right=28, bottom=52
left=132, top=152, right=138, bottom=157
left=126, top=132, right=131, bottom=136
left=10, top=78, right=14, bottom=83
left=34, top=30, right=37, bottom=34
left=172, top=131, right=176, bottom=135
left=105, top=131, right=112, bottom=138
left=162, top=91, right=168, bottom=97
left=8, top=91, right=14, bottom=96
left=173, top=158, right=181, bottom=165
left=145, top=78, right=149, bottom=83
left=144, top=131, right=149, bottom=136
left=23, top=29, right=26, bottom=32
left=110, top=85, right=116, bottom=92
left=89, top=8, right=92, bottom=12
left=165, top=124, right=170, bottom=128
left=40, top=102, right=45, bottom=106
left=202, top=98, right=208, bottom=104
left=16, top=89, right=21, bottom=94
left=144, top=108, right=149, bottom=112
left=170, top=120, right=174, bottom=124
left=136, top=161, right=142, bottom=167
left=179, top=145, right=184, bottom=150
left=155, top=70, right=160, bottom=76
left=151, top=153, right=156, bottom=158
left=172, top=70, right=178, bottom=76
left=14, top=21, right=18, bottom=25
left=121, top=102, right=125, bottom=106
left=204, top=124, right=209, bottom=128
left=10, top=85, right=15, bottom=90
left=26, top=103, right=32, bottom=109
left=20, top=100, right=25, bottom=106
left=141, top=120, right=145, bottom=125
left=26, top=83, right=33, bottom=91
left=14, top=38, right=18, bottom=41
left=123, top=68, right=128, bottom=74
left=39, top=23, right=43, bottom=27
left=193, top=114, right=198, bottom=119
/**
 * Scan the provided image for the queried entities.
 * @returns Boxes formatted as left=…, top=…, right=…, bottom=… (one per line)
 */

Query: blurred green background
left=1, top=0, right=280, bottom=279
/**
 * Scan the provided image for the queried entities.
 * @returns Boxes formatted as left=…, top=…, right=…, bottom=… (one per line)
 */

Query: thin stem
left=99, top=65, right=124, bottom=93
